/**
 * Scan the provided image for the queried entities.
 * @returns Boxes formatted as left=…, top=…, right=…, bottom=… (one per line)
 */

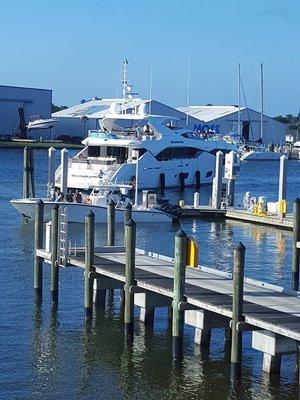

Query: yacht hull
left=10, top=198, right=173, bottom=223
left=241, top=151, right=286, bottom=161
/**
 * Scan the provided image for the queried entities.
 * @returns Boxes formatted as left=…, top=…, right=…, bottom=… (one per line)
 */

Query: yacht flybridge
left=56, top=105, right=237, bottom=192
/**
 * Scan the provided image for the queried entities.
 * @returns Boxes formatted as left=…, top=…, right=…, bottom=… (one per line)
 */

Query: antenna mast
left=122, top=59, right=128, bottom=114
left=237, top=63, right=241, bottom=137
left=186, top=54, right=191, bottom=127
left=149, top=53, right=154, bottom=115
left=260, top=62, right=264, bottom=141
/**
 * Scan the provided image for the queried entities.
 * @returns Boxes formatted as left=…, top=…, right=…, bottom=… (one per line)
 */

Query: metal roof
left=52, top=98, right=149, bottom=119
left=176, top=105, right=246, bottom=122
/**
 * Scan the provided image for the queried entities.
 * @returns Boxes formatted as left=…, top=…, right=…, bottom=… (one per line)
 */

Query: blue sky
left=0, top=0, right=298, bottom=115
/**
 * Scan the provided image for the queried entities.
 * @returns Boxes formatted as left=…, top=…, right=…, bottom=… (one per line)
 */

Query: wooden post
left=124, top=218, right=136, bottom=342
left=230, top=242, right=245, bottom=383
left=124, top=203, right=132, bottom=242
left=23, top=147, right=30, bottom=198
left=292, top=198, right=300, bottom=291
left=28, top=148, right=35, bottom=197
left=34, top=200, right=44, bottom=300
left=84, top=211, right=95, bottom=322
left=107, top=199, right=116, bottom=247
left=50, top=204, right=59, bottom=305
left=48, top=147, right=56, bottom=196
left=212, top=151, right=223, bottom=209
left=172, top=229, right=187, bottom=359
left=60, top=148, right=68, bottom=196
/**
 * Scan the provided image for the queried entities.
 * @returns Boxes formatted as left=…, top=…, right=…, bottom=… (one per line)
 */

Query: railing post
left=124, top=218, right=136, bottom=342
left=172, top=229, right=187, bottom=359
left=107, top=199, right=116, bottom=247
left=230, top=242, right=245, bottom=384
left=292, top=198, right=300, bottom=291
left=84, top=211, right=95, bottom=322
left=34, top=200, right=44, bottom=301
left=50, top=204, right=59, bottom=306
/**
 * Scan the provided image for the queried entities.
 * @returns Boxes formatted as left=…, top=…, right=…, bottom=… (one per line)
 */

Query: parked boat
left=55, top=108, right=237, bottom=192
left=28, top=116, right=58, bottom=130
left=10, top=187, right=178, bottom=223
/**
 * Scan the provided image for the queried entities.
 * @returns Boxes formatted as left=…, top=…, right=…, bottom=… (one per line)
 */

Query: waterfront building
left=0, top=85, right=52, bottom=137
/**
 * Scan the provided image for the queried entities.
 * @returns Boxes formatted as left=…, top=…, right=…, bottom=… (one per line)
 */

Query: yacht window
left=206, top=171, right=213, bottom=178
left=88, top=146, right=101, bottom=157
left=155, top=147, right=201, bottom=161
left=182, top=132, right=201, bottom=140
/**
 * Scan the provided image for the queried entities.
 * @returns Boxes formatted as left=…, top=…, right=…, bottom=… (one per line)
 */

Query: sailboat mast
left=260, top=62, right=264, bottom=141
left=122, top=59, right=128, bottom=114
left=237, top=63, right=241, bottom=137
left=186, top=54, right=191, bottom=127
left=134, top=149, right=139, bottom=207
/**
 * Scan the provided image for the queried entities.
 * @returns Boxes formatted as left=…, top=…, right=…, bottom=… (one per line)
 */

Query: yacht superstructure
left=55, top=107, right=237, bottom=191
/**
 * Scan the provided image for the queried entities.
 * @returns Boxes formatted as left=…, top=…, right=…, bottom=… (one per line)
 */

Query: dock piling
left=212, top=151, right=223, bottom=209
left=107, top=200, right=116, bottom=247
left=48, top=147, right=56, bottom=196
left=50, top=204, right=59, bottom=305
left=34, top=200, right=44, bottom=300
left=230, top=242, right=245, bottom=383
left=292, top=198, right=300, bottom=291
left=172, top=229, right=187, bottom=359
left=60, top=148, right=68, bottom=196
left=23, top=147, right=35, bottom=198
left=278, top=155, right=287, bottom=220
left=193, top=192, right=200, bottom=208
left=124, top=218, right=136, bottom=342
left=84, top=211, right=95, bottom=322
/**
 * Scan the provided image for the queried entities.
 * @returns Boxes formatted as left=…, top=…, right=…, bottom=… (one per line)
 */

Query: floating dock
left=180, top=205, right=294, bottom=231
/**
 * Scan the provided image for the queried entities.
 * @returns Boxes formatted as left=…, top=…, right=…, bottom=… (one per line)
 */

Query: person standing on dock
left=55, top=192, right=64, bottom=202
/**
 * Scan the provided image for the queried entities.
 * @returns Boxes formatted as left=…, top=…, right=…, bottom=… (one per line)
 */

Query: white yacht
left=27, top=116, right=58, bottom=130
left=56, top=104, right=237, bottom=192
left=240, top=146, right=286, bottom=161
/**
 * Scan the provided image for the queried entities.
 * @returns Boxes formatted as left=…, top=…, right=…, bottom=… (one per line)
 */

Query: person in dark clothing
left=66, top=190, right=73, bottom=202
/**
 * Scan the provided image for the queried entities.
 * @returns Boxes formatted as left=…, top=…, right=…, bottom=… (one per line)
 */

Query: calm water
left=1, top=149, right=299, bottom=399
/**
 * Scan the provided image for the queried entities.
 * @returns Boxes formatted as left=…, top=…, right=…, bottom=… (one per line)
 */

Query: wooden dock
left=225, top=208, right=293, bottom=230
left=45, top=247, right=298, bottom=342
left=179, top=205, right=294, bottom=231
left=32, top=201, right=300, bottom=385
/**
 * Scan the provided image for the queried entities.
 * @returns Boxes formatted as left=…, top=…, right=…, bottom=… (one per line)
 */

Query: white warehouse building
left=178, top=105, right=286, bottom=145
left=52, top=99, right=286, bottom=145
left=0, top=85, right=52, bottom=137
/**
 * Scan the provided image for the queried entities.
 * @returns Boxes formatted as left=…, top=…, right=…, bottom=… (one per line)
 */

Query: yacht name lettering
left=170, top=140, right=184, bottom=144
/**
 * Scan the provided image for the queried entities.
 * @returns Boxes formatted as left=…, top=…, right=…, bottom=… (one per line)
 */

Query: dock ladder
left=58, top=206, right=68, bottom=267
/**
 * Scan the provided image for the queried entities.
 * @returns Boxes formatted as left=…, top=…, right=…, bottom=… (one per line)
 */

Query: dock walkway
left=57, top=247, right=300, bottom=342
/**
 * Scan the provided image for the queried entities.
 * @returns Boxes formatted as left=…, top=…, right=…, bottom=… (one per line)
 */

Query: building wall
left=53, top=117, right=99, bottom=139
left=192, top=108, right=286, bottom=144
left=0, top=85, right=52, bottom=136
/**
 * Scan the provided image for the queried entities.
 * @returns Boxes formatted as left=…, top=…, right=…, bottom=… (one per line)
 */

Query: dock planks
left=68, top=249, right=300, bottom=342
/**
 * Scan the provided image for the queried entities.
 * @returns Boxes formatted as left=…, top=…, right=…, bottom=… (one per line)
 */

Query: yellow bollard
left=186, top=238, right=198, bottom=268
left=179, top=200, right=185, bottom=208
left=277, top=199, right=288, bottom=215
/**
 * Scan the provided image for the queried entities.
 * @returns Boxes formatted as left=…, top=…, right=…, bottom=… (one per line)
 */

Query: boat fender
left=195, top=170, right=200, bottom=190
left=159, top=173, right=165, bottom=192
